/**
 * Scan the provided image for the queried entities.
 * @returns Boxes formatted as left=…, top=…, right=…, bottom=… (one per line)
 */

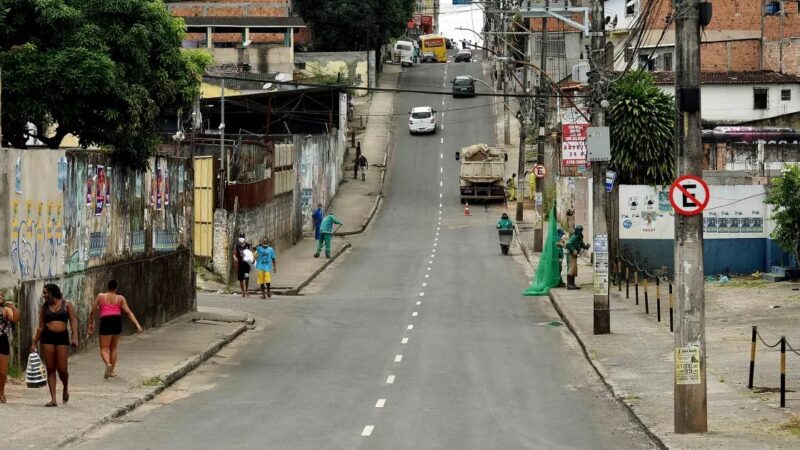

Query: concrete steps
left=762, top=265, right=799, bottom=282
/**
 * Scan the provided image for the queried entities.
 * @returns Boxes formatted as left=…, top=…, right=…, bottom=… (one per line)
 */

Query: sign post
left=669, top=175, right=710, bottom=216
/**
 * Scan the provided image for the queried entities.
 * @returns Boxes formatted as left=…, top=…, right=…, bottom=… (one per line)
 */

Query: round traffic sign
left=533, top=164, right=547, bottom=178
left=669, top=175, right=710, bottom=216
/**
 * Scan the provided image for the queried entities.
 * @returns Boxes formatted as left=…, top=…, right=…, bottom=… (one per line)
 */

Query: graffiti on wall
left=7, top=150, right=191, bottom=281
left=9, top=199, right=64, bottom=279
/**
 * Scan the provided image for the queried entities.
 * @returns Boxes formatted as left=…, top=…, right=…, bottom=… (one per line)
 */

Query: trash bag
left=523, top=207, right=562, bottom=296
left=26, top=352, right=47, bottom=388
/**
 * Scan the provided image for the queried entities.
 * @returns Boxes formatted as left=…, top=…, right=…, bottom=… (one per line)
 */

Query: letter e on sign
left=669, top=175, right=710, bottom=216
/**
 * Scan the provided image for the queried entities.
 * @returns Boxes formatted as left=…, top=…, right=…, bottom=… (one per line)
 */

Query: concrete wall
left=0, top=148, right=195, bottom=364
left=295, top=51, right=376, bottom=96
left=205, top=46, right=294, bottom=76
left=617, top=184, right=796, bottom=275
left=657, top=83, right=800, bottom=124
left=297, top=134, right=342, bottom=235
left=212, top=193, right=298, bottom=279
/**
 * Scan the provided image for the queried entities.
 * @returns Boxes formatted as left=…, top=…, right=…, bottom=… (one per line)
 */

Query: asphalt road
left=73, top=58, right=655, bottom=449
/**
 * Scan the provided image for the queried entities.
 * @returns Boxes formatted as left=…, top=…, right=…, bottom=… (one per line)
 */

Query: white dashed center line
left=412, top=312, right=418, bottom=317
left=375, top=399, right=386, bottom=408
left=362, top=426, right=374, bottom=437
left=408, top=324, right=414, bottom=330
left=395, top=355, right=403, bottom=362
left=425, top=274, right=430, bottom=278
left=440, top=137, right=444, bottom=144
left=416, top=301, right=422, bottom=305
left=402, top=337, right=409, bottom=344
left=420, top=292, right=425, bottom=296
left=386, top=375, right=395, bottom=384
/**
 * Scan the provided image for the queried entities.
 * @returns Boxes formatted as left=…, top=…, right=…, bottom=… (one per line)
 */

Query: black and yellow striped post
left=644, top=277, right=650, bottom=314
left=656, top=277, right=661, bottom=322
left=634, top=271, right=639, bottom=306
left=748, top=326, right=757, bottom=389
left=669, top=283, right=674, bottom=332
left=625, top=265, right=630, bottom=299
left=781, top=336, right=786, bottom=408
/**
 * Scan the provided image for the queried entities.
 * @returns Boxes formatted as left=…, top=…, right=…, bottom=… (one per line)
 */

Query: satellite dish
left=275, top=73, right=291, bottom=82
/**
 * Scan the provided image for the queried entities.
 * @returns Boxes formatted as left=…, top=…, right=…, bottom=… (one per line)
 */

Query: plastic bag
left=26, top=352, right=47, bottom=388
left=243, top=248, right=255, bottom=264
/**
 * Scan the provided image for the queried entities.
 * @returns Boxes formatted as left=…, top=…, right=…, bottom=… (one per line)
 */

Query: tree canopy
left=0, top=0, right=211, bottom=168
left=765, top=165, right=800, bottom=266
left=607, top=70, right=676, bottom=185
left=293, top=0, right=415, bottom=52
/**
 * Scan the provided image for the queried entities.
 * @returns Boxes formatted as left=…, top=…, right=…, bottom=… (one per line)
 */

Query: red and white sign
left=669, top=175, right=710, bottom=216
left=562, top=122, right=589, bottom=166
left=533, top=164, right=547, bottom=178
left=421, top=15, right=433, bottom=26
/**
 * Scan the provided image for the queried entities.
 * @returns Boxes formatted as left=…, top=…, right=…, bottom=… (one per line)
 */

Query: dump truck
left=455, top=143, right=508, bottom=203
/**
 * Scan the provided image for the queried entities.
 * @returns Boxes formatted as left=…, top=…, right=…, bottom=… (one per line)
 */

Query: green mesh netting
left=523, top=207, right=561, bottom=296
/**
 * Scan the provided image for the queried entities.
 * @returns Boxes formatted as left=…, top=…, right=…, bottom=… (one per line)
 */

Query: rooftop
left=651, top=71, right=800, bottom=85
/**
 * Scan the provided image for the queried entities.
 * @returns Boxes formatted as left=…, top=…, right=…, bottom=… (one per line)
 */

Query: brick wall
left=168, top=0, right=303, bottom=45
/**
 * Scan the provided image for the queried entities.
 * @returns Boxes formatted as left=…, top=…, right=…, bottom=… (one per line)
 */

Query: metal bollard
left=626, top=266, right=630, bottom=299
left=635, top=272, right=639, bottom=305
left=781, top=336, right=786, bottom=408
left=656, top=277, right=661, bottom=322
left=669, top=283, right=674, bottom=332
left=748, top=326, right=757, bottom=389
left=644, top=277, right=649, bottom=314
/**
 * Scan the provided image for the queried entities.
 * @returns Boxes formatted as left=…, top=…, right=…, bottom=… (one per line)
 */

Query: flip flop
left=63, top=391, right=69, bottom=404
left=45, top=401, right=57, bottom=407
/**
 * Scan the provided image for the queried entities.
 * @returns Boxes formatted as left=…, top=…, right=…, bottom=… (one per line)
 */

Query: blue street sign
left=453, top=0, right=472, bottom=4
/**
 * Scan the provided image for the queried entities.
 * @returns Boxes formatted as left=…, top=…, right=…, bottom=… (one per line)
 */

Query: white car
left=408, top=106, right=437, bottom=134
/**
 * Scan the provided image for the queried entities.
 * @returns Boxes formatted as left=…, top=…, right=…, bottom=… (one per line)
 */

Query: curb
left=58, top=315, right=252, bottom=447
left=515, top=226, right=666, bottom=449
left=334, top=72, right=398, bottom=238
left=273, top=241, right=353, bottom=295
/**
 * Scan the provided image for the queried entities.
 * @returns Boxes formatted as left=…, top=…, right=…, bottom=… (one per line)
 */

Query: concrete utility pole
left=532, top=0, right=549, bottom=250
left=516, top=45, right=528, bottom=223
left=673, top=0, right=707, bottom=433
left=590, top=0, right=610, bottom=334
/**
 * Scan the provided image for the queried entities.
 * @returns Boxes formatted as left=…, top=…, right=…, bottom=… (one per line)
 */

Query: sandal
left=45, top=401, right=57, bottom=407
left=104, top=365, right=112, bottom=379
left=62, top=390, right=69, bottom=404
left=0, top=394, right=6, bottom=403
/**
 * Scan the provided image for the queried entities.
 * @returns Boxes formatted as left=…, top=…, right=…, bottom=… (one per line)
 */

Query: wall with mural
left=297, top=134, right=342, bottom=235
left=618, top=184, right=793, bottom=274
left=1, top=148, right=195, bottom=366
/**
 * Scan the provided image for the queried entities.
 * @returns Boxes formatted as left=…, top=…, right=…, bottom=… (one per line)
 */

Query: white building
left=652, top=71, right=800, bottom=127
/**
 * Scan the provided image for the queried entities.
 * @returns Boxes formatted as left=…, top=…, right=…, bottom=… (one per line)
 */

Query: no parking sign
left=668, top=175, right=710, bottom=216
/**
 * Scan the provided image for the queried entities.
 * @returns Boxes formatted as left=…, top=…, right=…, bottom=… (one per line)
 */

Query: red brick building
left=166, top=1, right=309, bottom=47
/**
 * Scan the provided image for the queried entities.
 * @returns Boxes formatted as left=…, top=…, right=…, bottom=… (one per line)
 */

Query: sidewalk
left=197, top=66, right=400, bottom=296
left=0, top=307, right=252, bottom=449
left=516, top=225, right=800, bottom=448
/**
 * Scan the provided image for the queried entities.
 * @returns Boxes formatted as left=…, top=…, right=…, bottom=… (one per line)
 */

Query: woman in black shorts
left=30, top=284, right=78, bottom=407
left=0, top=291, right=21, bottom=403
left=88, top=280, right=143, bottom=379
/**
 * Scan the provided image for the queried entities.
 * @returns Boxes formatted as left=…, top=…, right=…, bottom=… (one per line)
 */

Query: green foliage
left=0, top=0, right=211, bottom=168
left=765, top=165, right=800, bottom=265
left=607, top=70, right=676, bottom=185
left=293, top=0, right=415, bottom=52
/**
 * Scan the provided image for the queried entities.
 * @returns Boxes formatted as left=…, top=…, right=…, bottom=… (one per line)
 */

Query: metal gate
left=193, top=156, right=214, bottom=257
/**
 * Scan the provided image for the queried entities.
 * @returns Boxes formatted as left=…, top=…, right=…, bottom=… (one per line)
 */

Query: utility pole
left=532, top=0, right=549, bottom=250
left=516, top=50, right=528, bottom=222
left=590, top=0, right=610, bottom=334
left=503, top=7, right=511, bottom=146
left=219, top=78, right=226, bottom=209
left=674, top=0, right=707, bottom=433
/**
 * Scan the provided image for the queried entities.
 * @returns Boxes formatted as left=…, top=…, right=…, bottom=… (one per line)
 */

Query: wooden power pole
left=674, top=0, right=707, bottom=433
left=589, top=0, right=610, bottom=334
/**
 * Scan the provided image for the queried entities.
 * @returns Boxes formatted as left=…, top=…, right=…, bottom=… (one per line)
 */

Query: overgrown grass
left=779, top=415, right=800, bottom=437
left=142, top=377, right=162, bottom=387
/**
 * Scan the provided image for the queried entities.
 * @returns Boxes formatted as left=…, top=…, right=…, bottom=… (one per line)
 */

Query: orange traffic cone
left=464, top=202, right=470, bottom=216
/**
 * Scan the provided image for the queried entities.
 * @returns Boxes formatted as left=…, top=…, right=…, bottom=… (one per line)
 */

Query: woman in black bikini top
left=30, top=284, right=78, bottom=407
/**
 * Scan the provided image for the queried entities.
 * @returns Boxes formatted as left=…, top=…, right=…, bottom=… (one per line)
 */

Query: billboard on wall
left=421, top=15, right=433, bottom=26
left=561, top=122, right=589, bottom=166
